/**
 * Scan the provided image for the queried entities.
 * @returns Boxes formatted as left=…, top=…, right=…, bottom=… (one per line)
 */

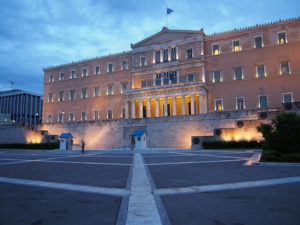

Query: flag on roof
left=167, top=8, right=173, bottom=15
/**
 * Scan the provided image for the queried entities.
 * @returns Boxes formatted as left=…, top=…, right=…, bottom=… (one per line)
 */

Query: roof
left=131, top=130, right=147, bottom=136
left=0, top=89, right=42, bottom=97
left=59, top=133, right=73, bottom=138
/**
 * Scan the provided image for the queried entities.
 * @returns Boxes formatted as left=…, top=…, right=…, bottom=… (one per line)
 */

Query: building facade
left=43, top=18, right=300, bottom=125
left=0, top=89, right=43, bottom=127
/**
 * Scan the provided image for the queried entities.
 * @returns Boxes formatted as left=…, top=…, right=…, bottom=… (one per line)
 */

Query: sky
left=0, top=0, right=299, bottom=95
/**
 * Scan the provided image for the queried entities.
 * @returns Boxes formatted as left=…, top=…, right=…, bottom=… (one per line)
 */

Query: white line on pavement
left=126, top=153, right=162, bottom=225
left=41, top=160, right=131, bottom=166
left=154, top=176, right=300, bottom=195
left=0, top=176, right=129, bottom=196
left=145, top=158, right=247, bottom=166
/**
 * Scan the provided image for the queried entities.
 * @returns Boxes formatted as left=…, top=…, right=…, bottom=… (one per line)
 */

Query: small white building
left=59, top=133, right=74, bottom=150
left=131, top=130, right=147, bottom=149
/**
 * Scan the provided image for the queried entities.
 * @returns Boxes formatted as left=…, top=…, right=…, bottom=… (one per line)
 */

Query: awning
left=131, top=130, right=147, bottom=136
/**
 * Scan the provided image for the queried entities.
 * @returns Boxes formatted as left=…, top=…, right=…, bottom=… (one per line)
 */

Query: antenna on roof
left=9, top=80, right=15, bottom=90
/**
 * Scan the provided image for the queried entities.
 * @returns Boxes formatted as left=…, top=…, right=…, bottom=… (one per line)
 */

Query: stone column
left=181, top=96, right=185, bottom=115
left=191, top=94, right=195, bottom=115
left=200, top=94, right=204, bottom=114
left=176, top=70, right=180, bottom=83
left=164, top=97, right=168, bottom=116
left=161, top=74, right=164, bottom=85
left=202, top=67, right=206, bottom=83
left=160, top=49, right=163, bottom=63
left=147, top=99, right=151, bottom=118
left=139, top=100, right=143, bottom=118
left=155, top=99, right=159, bottom=117
left=176, top=46, right=179, bottom=60
left=153, top=74, right=156, bottom=86
left=204, top=94, right=208, bottom=113
left=125, top=101, right=129, bottom=119
left=172, top=97, right=176, bottom=116
left=131, top=100, right=135, bottom=119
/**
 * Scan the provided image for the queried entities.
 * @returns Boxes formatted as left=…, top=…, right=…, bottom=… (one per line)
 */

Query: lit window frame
left=107, top=85, right=113, bottom=96
left=186, top=48, right=193, bottom=59
left=107, top=109, right=113, bottom=119
left=70, top=70, right=76, bottom=79
left=107, top=63, right=113, bottom=73
left=254, top=35, right=263, bottom=48
left=81, top=88, right=88, bottom=99
left=82, top=68, right=88, bottom=77
left=140, top=56, right=147, bottom=67
left=94, top=87, right=100, bottom=97
left=236, top=97, right=245, bottom=110
left=69, top=112, right=75, bottom=122
left=212, top=43, right=220, bottom=55
left=234, top=67, right=243, bottom=80
left=282, top=92, right=293, bottom=103
left=215, top=99, right=223, bottom=111
left=213, top=70, right=222, bottom=83
left=69, top=90, right=76, bottom=100
left=94, top=111, right=99, bottom=120
left=256, top=64, right=266, bottom=78
left=280, top=61, right=290, bottom=75
left=232, top=39, right=241, bottom=52
left=48, top=93, right=53, bottom=103
left=277, top=31, right=287, bottom=45
left=95, top=65, right=100, bottom=75
left=122, top=60, right=128, bottom=70
left=59, top=72, right=64, bottom=81
left=258, top=95, right=268, bottom=109
left=49, top=75, right=54, bottom=83
left=186, top=74, right=195, bottom=82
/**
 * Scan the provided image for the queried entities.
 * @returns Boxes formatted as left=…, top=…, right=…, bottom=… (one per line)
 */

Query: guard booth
left=131, top=130, right=147, bottom=149
left=59, top=133, right=74, bottom=150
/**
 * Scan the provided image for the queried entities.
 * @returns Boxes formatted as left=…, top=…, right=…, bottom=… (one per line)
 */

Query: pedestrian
left=131, top=136, right=135, bottom=150
left=70, top=138, right=73, bottom=150
left=81, top=139, right=85, bottom=153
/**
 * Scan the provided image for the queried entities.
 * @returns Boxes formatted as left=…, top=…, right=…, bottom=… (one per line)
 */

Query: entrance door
left=143, top=106, right=147, bottom=118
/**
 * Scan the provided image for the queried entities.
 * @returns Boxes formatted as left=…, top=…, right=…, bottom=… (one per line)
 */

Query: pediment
left=131, top=27, right=203, bottom=48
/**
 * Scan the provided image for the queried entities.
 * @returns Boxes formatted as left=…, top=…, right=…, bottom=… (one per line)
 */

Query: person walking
left=131, top=136, right=135, bottom=150
left=70, top=138, right=73, bottom=150
left=81, top=139, right=85, bottom=153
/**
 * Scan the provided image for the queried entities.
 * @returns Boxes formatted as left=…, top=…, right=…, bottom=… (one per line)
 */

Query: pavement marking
left=154, top=176, right=300, bottom=195
left=126, top=153, right=162, bottom=225
left=145, top=158, right=247, bottom=166
left=0, top=176, right=129, bottom=196
left=0, top=158, right=25, bottom=161
left=41, top=160, right=131, bottom=166
left=243, top=152, right=262, bottom=166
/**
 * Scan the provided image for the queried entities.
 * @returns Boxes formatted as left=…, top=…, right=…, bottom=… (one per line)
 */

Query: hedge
left=0, top=142, right=59, bottom=150
left=202, top=141, right=262, bottom=149
left=261, top=150, right=300, bottom=162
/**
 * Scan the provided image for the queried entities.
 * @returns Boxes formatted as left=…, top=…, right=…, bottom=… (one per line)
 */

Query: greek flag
left=167, top=8, right=174, bottom=15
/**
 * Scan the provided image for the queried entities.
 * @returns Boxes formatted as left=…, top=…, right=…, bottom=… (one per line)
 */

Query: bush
left=261, top=150, right=300, bottom=162
left=257, top=112, right=300, bottom=153
left=0, top=142, right=59, bottom=150
left=202, top=141, right=262, bottom=149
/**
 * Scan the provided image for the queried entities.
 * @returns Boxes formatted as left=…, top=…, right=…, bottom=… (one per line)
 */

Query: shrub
left=202, top=141, right=262, bottom=149
left=0, top=142, right=59, bottom=150
left=257, top=112, right=300, bottom=153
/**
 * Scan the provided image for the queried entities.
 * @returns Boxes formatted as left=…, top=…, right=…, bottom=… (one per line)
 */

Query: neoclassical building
left=43, top=17, right=300, bottom=124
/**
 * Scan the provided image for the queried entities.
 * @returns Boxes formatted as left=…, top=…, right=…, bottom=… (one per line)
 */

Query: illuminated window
left=107, top=86, right=113, bottom=96
left=140, top=56, right=146, bottom=66
left=95, top=66, right=100, bottom=75
left=187, top=74, right=195, bottom=82
left=69, top=113, right=74, bottom=122
left=213, top=70, right=221, bottom=83
left=81, top=88, right=87, bottom=99
left=48, top=93, right=53, bottom=103
left=94, top=111, right=99, bottom=120
left=94, top=87, right=99, bottom=97
left=215, top=99, right=223, bottom=111
left=156, top=74, right=161, bottom=86
left=82, top=68, right=88, bottom=77
left=282, top=93, right=292, bottom=103
left=58, top=113, right=63, bottom=123
left=278, top=32, right=286, bottom=45
left=255, top=36, right=263, bottom=48
left=259, top=96, right=268, bottom=109
left=234, top=67, right=243, bottom=80
left=59, top=91, right=64, bottom=102
left=122, top=61, right=127, bottom=70
left=107, top=109, right=113, bottom=119
left=171, top=47, right=176, bottom=61
left=186, top=48, right=193, bottom=59
left=256, top=65, right=266, bottom=78
left=59, top=72, right=64, bottom=81
left=155, top=50, right=160, bottom=64
left=70, top=70, right=76, bottom=79
left=121, top=83, right=127, bottom=94
left=81, top=112, right=86, bottom=121
left=163, top=49, right=168, bottom=62
left=236, top=97, right=245, bottom=110
left=233, top=40, right=240, bottom=52
left=70, top=90, right=75, bottom=100
left=281, top=62, right=290, bottom=75
left=49, top=75, right=54, bottom=83
left=212, top=44, right=220, bottom=55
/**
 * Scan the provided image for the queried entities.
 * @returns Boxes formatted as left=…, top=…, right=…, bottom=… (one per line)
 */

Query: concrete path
left=126, top=153, right=162, bottom=225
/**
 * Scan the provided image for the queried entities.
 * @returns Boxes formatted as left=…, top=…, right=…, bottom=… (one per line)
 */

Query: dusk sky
left=0, top=0, right=299, bottom=95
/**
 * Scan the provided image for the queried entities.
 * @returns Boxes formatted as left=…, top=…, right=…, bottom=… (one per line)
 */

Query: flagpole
left=166, top=13, right=168, bottom=27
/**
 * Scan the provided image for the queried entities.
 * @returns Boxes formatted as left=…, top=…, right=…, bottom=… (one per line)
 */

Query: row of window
left=212, top=31, right=287, bottom=55
left=215, top=93, right=293, bottom=111
left=212, top=62, right=290, bottom=83
left=48, top=109, right=125, bottom=123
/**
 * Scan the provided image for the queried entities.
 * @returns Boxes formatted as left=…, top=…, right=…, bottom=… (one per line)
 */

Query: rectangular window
left=140, top=56, right=146, bottom=66
left=278, top=32, right=286, bottom=45
left=233, top=40, right=240, bottom=52
left=163, top=72, right=169, bottom=84
left=69, top=113, right=74, bottom=122
left=256, top=65, right=266, bottom=78
left=213, top=71, right=221, bottom=83
left=108, top=63, right=113, bottom=72
left=82, top=68, right=87, bottom=77
left=107, top=86, right=113, bottom=96
left=47, top=115, right=52, bottom=123
left=70, top=90, right=75, bottom=100
left=122, top=61, right=127, bottom=70
left=215, top=99, right=223, bottom=111
left=171, top=47, right=176, bottom=61
left=95, top=66, right=100, bottom=75
left=81, top=88, right=87, bottom=99
left=283, top=93, right=292, bottom=103
left=58, top=113, right=63, bottom=123
left=236, top=97, right=245, bottom=110
left=163, top=49, right=168, bottom=62
left=212, top=44, right=219, bottom=55
left=281, top=62, right=290, bottom=75
left=59, top=91, right=64, bottom=102
left=259, top=96, right=268, bottom=109
left=94, top=87, right=99, bottom=97
left=170, top=71, right=177, bottom=84
left=186, top=48, right=193, bottom=58
left=94, top=111, right=99, bottom=120
left=49, top=75, right=54, bottom=83
left=234, top=67, right=243, bottom=80
left=48, top=93, right=53, bottom=103
left=121, top=83, right=127, bottom=94
left=155, top=50, right=160, bottom=64
left=107, top=110, right=113, bottom=119
left=71, top=70, right=76, bottom=79
left=122, top=108, right=126, bottom=118
left=156, top=74, right=161, bottom=86
left=141, top=81, right=147, bottom=88
left=59, top=72, right=64, bottom=81
left=81, top=112, right=86, bottom=121
left=187, top=74, right=195, bottom=82
left=255, top=36, right=263, bottom=48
